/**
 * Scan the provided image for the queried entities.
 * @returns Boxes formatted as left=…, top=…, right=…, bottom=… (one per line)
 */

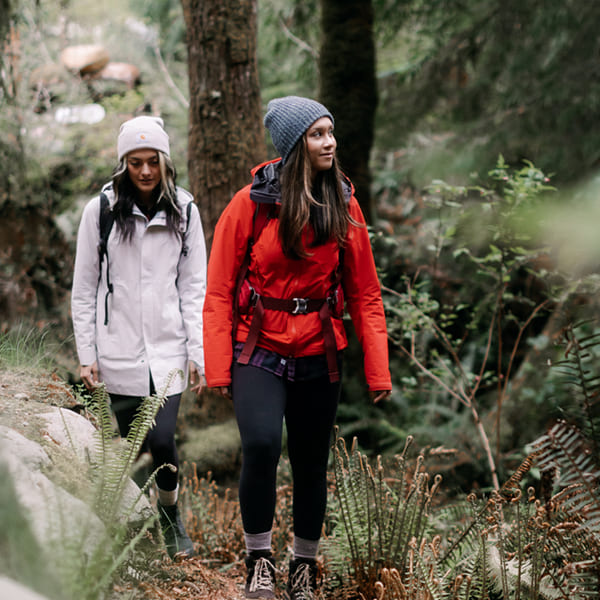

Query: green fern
left=552, top=321, right=600, bottom=460
left=87, top=369, right=182, bottom=522
left=535, top=421, right=600, bottom=541
left=532, top=421, right=600, bottom=597
left=324, top=430, right=442, bottom=597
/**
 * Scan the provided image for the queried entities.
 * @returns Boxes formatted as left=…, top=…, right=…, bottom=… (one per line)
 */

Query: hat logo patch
left=136, top=132, right=148, bottom=144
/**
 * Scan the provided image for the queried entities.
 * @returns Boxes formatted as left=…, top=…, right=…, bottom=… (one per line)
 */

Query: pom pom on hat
left=264, top=96, right=333, bottom=164
left=117, top=115, right=170, bottom=160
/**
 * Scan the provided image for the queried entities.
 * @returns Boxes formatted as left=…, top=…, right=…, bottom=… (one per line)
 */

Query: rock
left=37, top=407, right=153, bottom=524
left=54, top=103, right=106, bottom=124
left=60, top=44, right=109, bottom=75
left=95, top=61, right=141, bottom=88
left=0, top=426, right=50, bottom=471
left=0, top=577, right=51, bottom=600
left=0, top=427, right=106, bottom=556
left=38, top=407, right=99, bottom=461
left=180, top=418, right=241, bottom=479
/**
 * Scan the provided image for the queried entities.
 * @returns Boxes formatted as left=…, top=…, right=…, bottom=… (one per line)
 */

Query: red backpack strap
left=233, top=202, right=274, bottom=344
left=252, top=201, right=273, bottom=243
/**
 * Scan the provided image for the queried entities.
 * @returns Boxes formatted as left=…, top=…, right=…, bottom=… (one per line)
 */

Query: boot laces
left=249, top=557, right=275, bottom=593
left=290, top=563, right=315, bottom=599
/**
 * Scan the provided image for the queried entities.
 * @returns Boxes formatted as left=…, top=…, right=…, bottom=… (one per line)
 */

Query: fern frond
left=553, top=322, right=600, bottom=457
left=407, top=537, right=448, bottom=600
left=534, top=421, right=600, bottom=542
left=87, top=513, right=159, bottom=597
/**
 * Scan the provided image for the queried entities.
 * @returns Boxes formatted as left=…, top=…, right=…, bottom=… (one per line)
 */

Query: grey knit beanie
left=117, top=115, right=170, bottom=160
left=263, top=96, right=334, bottom=164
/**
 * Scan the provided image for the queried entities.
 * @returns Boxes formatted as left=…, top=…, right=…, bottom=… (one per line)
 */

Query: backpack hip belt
left=237, top=290, right=341, bottom=383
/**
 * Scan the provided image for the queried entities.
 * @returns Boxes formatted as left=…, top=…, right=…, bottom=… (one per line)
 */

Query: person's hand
left=189, top=362, right=205, bottom=397
left=370, top=389, right=391, bottom=404
left=80, top=362, right=100, bottom=391
left=219, top=386, right=232, bottom=400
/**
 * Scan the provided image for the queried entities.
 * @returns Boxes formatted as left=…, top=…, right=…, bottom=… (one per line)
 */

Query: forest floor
left=114, top=557, right=246, bottom=600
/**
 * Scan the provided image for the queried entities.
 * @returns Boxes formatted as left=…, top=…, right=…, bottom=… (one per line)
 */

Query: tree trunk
left=319, top=0, right=377, bottom=223
left=0, top=0, right=13, bottom=43
left=181, top=0, right=266, bottom=247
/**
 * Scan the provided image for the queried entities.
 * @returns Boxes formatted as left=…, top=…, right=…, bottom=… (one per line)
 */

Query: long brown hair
left=278, top=136, right=352, bottom=259
left=111, top=151, right=181, bottom=242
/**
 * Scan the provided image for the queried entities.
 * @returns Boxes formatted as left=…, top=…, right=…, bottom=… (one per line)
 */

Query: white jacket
left=71, top=185, right=207, bottom=396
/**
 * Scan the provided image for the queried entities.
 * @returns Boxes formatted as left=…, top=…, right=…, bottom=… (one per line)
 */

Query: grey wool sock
left=244, top=530, right=273, bottom=553
left=157, top=485, right=178, bottom=507
left=293, top=536, right=319, bottom=560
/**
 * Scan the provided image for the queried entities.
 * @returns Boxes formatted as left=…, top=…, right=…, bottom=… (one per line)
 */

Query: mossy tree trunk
left=1, top=0, right=26, bottom=197
left=181, top=0, right=266, bottom=247
left=319, top=0, right=377, bottom=223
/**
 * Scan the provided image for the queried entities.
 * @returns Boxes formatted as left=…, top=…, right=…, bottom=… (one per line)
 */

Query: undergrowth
left=0, top=321, right=64, bottom=371
left=320, top=320, right=600, bottom=599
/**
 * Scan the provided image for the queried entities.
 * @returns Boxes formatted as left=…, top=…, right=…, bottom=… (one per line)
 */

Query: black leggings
left=232, top=362, right=340, bottom=541
left=109, top=389, right=182, bottom=491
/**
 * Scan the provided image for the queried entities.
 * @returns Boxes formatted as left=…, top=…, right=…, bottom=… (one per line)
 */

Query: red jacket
left=203, top=160, right=391, bottom=391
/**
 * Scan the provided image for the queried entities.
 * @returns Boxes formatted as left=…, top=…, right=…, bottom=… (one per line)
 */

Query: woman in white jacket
left=71, top=115, right=206, bottom=559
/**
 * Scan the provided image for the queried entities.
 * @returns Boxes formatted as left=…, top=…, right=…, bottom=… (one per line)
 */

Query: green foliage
left=0, top=322, right=63, bottom=371
left=535, top=421, right=600, bottom=547
left=84, top=380, right=169, bottom=521
left=549, top=322, right=600, bottom=457
left=375, top=0, right=600, bottom=184
left=357, top=158, right=564, bottom=488
left=258, top=0, right=320, bottom=98
left=129, top=0, right=186, bottom=61
left=32, top=374, right=185, bottom=600
left=0, top=327, right=189, bottom=598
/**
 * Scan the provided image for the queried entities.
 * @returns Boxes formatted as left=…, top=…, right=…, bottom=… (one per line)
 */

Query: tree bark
left=181, top=0, right=266, bottom=247
left=319, top=0, right=377, bottom=223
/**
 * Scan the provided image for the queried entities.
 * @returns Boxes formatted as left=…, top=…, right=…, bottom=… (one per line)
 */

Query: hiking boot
left=285, top=558, right=318, bottom=600
left=244, top=550, right=276, bottom=599
left=157, top=502, right=195, bottom=559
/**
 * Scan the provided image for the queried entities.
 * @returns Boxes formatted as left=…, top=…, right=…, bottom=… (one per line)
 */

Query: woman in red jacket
left=203, top=96, right=391, bottom=599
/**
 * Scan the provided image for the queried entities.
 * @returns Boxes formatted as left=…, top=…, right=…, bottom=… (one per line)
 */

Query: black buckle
left=292, top=297, right=308, bottom=314
left=327, top=288, right=338, bottom=307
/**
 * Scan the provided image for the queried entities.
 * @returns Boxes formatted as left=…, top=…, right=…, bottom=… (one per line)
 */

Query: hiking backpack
left=233, top=201, right=345, bottom=383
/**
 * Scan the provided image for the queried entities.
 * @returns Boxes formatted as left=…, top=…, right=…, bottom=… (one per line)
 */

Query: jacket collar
left=249, top=159, right=353, bottom=205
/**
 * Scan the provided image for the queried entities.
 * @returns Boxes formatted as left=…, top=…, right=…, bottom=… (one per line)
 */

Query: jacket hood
left=249, top=159, right=353, bottom=205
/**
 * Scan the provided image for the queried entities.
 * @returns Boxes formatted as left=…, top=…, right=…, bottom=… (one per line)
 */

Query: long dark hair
left=111, top=151, right=181, bottom=242
left=278, top=136, right=352, bottom=259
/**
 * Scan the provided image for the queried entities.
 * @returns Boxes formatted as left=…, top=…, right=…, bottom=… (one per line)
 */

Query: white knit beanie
left=117, top=116, right=170, bottom=160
